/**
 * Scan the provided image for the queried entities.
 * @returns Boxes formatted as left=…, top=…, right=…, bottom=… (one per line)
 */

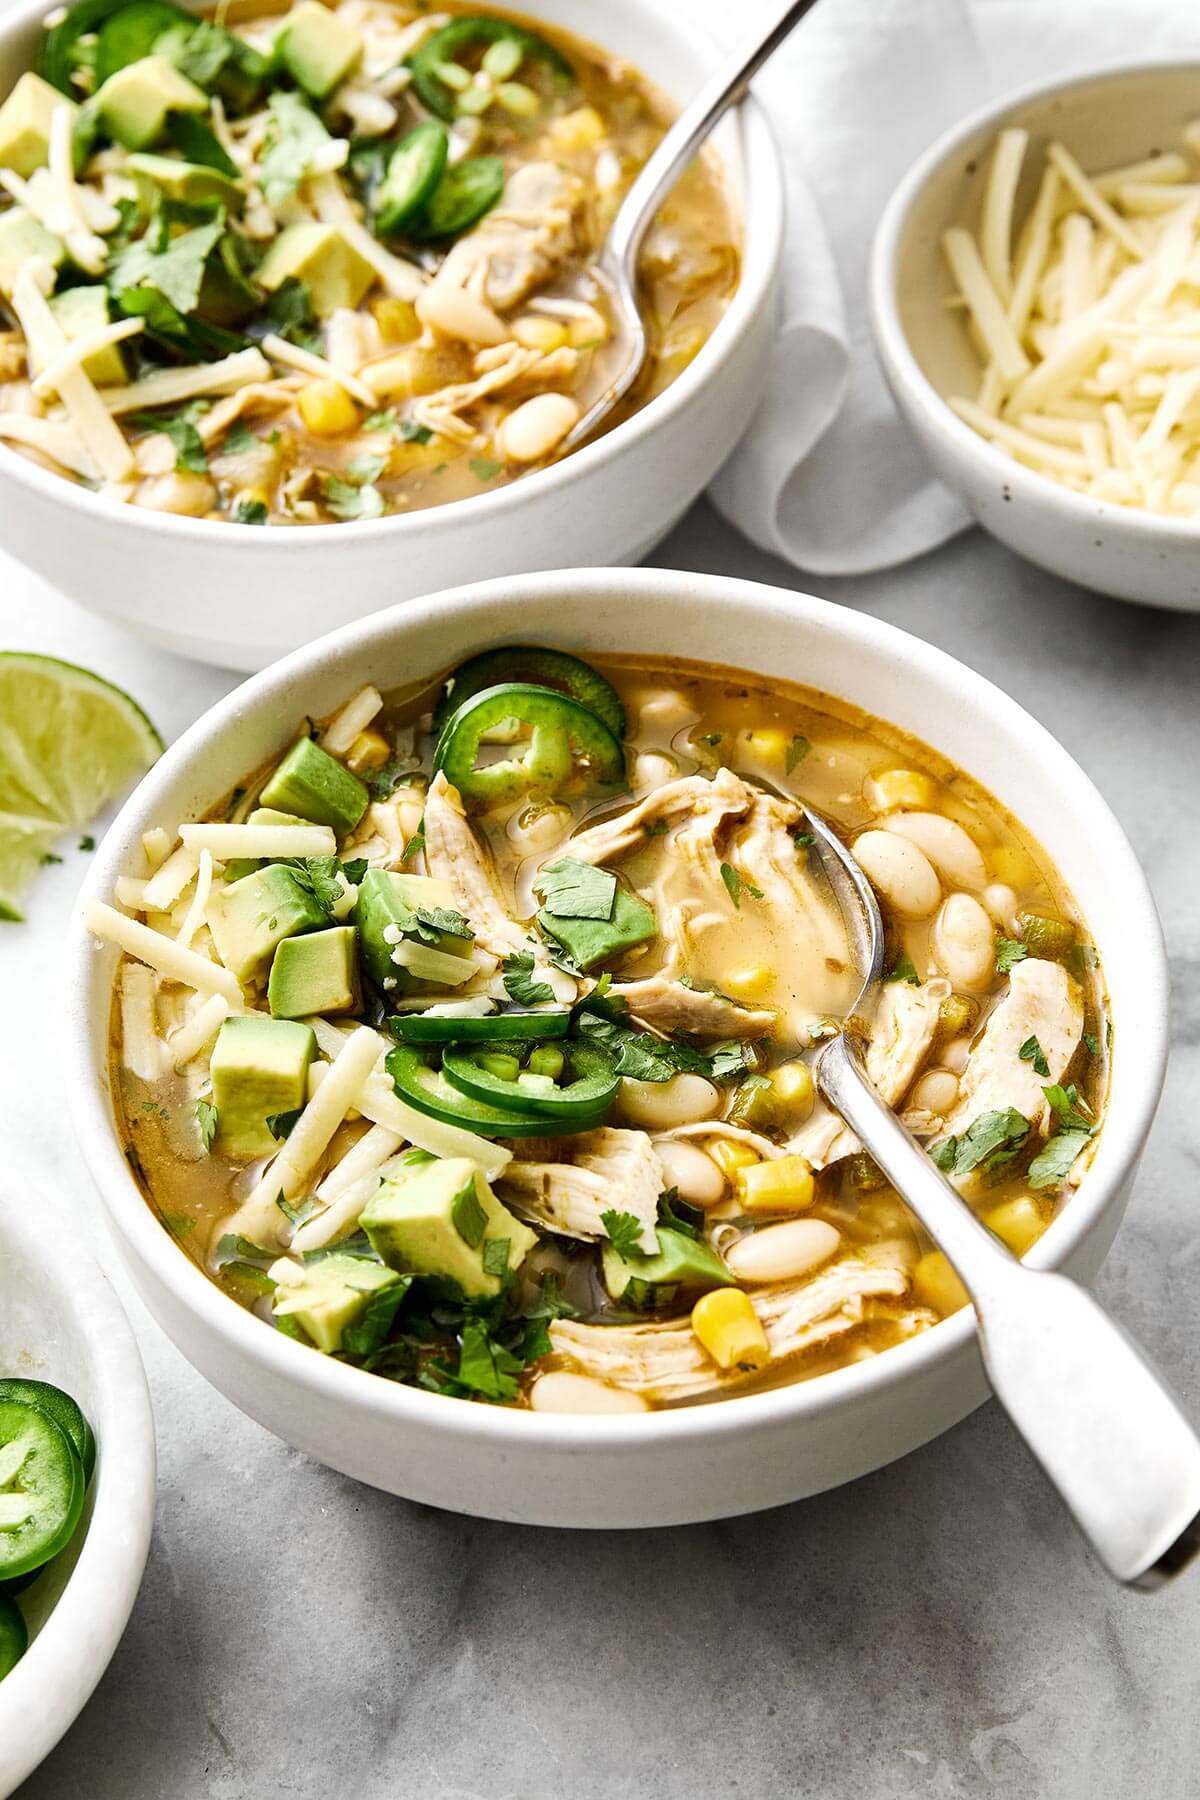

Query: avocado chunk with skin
left=362, top=1155, right=536, bottom=1299
left=269, top=924, right=360, bottom=1018
left=210, top=1014, right=316, bottom=1159
left=207, top=862, right=330, bottom=983
left=602, top=1226, right=734, bottom=1309
left=354, top=868, right=474, bottom=995
left=538, top=885, right=656, bottom=972
left=127, top=150, right=244, bottom=211
left=0, top=72, right=77, bottom=177
left=97, top=55, right=207, bottom=151
left=40, top=288, right=126, bottom=385
left=260, top=735, right=369, bottom=835
left=255, top=222, right=375, bottom=319
left=0, top=208, right=63, bottom=300
left=271, top=1252, right=402, bottom=1353
left=278, top=1, right=363, bottom=100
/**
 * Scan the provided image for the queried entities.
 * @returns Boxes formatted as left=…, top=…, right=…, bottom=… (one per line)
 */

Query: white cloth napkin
left=698, top=0, right=1200, bottom=575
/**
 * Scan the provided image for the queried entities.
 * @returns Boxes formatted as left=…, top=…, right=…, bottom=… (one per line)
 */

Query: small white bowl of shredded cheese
left=871, top=59, right=1200, bottom=611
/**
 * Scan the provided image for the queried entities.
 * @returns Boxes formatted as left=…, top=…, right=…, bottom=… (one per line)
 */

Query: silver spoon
left=560, top=0, right=821, bottom=456
left=802, top=806, right=1200, bottom=1589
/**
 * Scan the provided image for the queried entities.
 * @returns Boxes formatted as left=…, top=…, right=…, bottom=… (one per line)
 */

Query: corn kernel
left=985, top=1196, right=1044, bottom=1258
left=345, top=728, right=391, bottom=774
left=512, top=315, right=570, bottom=352
left=551, top=105, right=606, bottom=150
left=865, top=767, right=937, bottom=812
left=737, top=1155, right=815, bottom=1215
left=362, top=349, right=444, bottom=399
left=372, top=297, right=420, bottom=343
left=770, top=1060, right=814, bottom=1117
left=724, top=964, right=774, bottom=1002
left=739, top=727, right=789, bottom=767
left=708, top=1139, right=759, bottom=1181
left=691, top=1287, right=769, bottom=1371
left=912, top=1251, right=970, bottom=1315
left=298, top=380, right=358, bottom=436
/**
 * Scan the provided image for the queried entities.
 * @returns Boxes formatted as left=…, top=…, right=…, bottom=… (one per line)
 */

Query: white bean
left=884, top=812, right=988, bottom=890
left=633, top=750, right=676, bottom=792
left=530, top=1372, right=649, bottom=1414
left=654, top=1139, right=726, bottom=1207
left=982, top=881, right=1019, bottom=932
left=618, top=1073, right=721, bottom=1130
left=942, top=1034, right=973, bottom=1073
left=133, top=471, right=216, bottom=516
left=415, top=279, right=507, bottom=344
left=930, top=892, right=994, bottom=990
left=508, top=803, right=571, bottom=856
left=497, top=393, right=581, bottom=463
left=725, top=1219, right=841, bottom=1284
left=852, top=829, right=942, bottom=917
left=909, top=1068, right=960, bottom=1114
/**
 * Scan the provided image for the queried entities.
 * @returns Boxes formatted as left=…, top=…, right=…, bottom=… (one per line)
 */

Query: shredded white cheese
left=120, top=961, right=166, bottom=1080
left=321, top=683, right=383, bottom=755
left=102, top=349, right=273, bottom=416
left=262, top=331, right=375, bottom=404
left=176, top=846, right=214, bottom=951
left=0, top=411, right=97, bottom=479
left=180, top=822, right=337, bottom=858
left=167, top=992, right=230, bottom=1068
left=84, top=899, right=242, bottom=1004
left=11, top=264, right=134, bottom=482
left=141, top=843, right=198, bottom=912
left=31, top=317, right=144, bottom=398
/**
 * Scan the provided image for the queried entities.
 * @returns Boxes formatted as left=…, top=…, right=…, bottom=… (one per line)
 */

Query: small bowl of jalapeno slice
left=0, top=1203, right=154, bottom=1794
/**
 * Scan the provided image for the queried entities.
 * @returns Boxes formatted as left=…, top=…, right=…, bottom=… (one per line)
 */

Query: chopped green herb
left=128, top=400, right=210, bottom=474
left=1029, top=1130, right=1093, bottom=1191
left=720, top=862, right=762, bottom=908
left=347, top=452, right=388, bottom=486
left=451, top=1178, right=488, bottom=1249
left=708, top=1039, right=756, bottom=1082
left=234, top=498, right=268, bottom=525
left=885, top=951, right=921, bottom=986
left=1018, top=1034, right=1050, bottom=1079
left=78, top=835, right=96, bottom=851
left=412, top=905, right=473, bottom=942
left=1083, top=1032, right=1102, bottom=1059
left=195, top=1097, right=218, bottom=1150
left=995, top=936, right=1029, bottom=974
left=502, top=950, right=554, bottom=1007
left=698, top=731, right=722, bottom=747
left=601, top=1208, right=645, bottom=1259
left=111, top=215, right=224, bottom=316
left=536, top=857, right=617, bottom=921
left=644, top=819, right=669, bottom=838
left=1042, top=1083, right=1094, bottom=1132
left=263, top=276, right=320, bottom=351
left=400, top=420, right=433, bottom=444
left=259, top=92, right=337, bottom=209
left=793, top=832, right=815, bottom=850
left=223, top=419, right=259, bottom=456
left=341, top=1279, right=412, bottom=1357
left=469, top=455, right=502, bottom=481
left=454, top=1319, right=524, bottom=1402
left=574, top=1007, right=714, bottom=1083
left=657, top=1189, right=704, bottom=1240
left=930, top=1107, right=1031, bottom=1178
left=39, top=851, right=62, bottom=866
left=266, top=1109, right=302, bottom=1141
left=323, top=475, right=385, bottom=521
left=786, top=734, right=811, bottom=774
left=402, top=823, right=425, bottom=861
left=482, top=1237, right=511, bottom=1278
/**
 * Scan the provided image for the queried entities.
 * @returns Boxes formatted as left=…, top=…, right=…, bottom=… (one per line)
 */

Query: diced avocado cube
left=127, top=150, right=244, bottom=212
left=260, top=735, right=369, bottom=836
left=362, top=1155, right=536, bottom=1299
left=39, top=288, right=127, bottom=386
left=269, top=924, right=360, bottom=1018
left=538, top=885, right=656, bottom=972
left=271, top=1251, right=401, bottom=1353
left=278, top=1, right=363, bottom=100
left=0, top=72, right=77, bottom=178
left=208, top=862, right=329, bottom=984
left=354, top=868, right=474, bottom=995
left=0, top=208, right=63, bottom=300
left=210, top=1014, right=316, bottom=1159
left=97, top=55, right=207, bottom=151
left=602, top=1226, right=734, bottom=1309
left=255, top=222, right=375, bottom=319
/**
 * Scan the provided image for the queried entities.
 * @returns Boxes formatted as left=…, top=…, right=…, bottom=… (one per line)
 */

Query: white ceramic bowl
left=0, top=1203, right=154, bottom=1797
left=871, top=60, right=1200, bottom=612
left=66, top=567, right=1169, bottom=1529
left=0, top=0, right=782, bottom=671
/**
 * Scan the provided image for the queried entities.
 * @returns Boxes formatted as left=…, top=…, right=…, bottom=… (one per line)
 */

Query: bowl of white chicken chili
left=66, top=568, right=1168, bottom=1527
left=0, top=0, right=781, bottom=668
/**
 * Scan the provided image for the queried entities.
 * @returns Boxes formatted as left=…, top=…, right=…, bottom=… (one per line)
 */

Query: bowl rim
left=0, top=0, right=784, bottom=550
left=64, top=566, right=1171, bottom=1460
left=0, top=1202, right=155, bottom=1793
left=869, top=53, right=1200, bottom=543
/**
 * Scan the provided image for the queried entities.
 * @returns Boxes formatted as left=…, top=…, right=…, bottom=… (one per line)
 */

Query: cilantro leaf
left=454, top=1318, right=524, bottom=1401
left=259, top=92, right=337, bottom=209
left=223, top=419, right=258, bottom=456
left=536, top=857, right=617, bottom=920
left=401, top=419, right=433, bottom=444
left=234, top=497, right=268, bottom=525
left=267, top=1110, right=302, bottom=1142
left=573, top=1008, right=711, bottom=1083
left=78, top=835, right=96, bottom=851
left=1029, top=1130, right=1092, bottom=1191
left=451, top=1178, right=487, bottom=1249
left=482, top=1237, right=511, bottom=1277
left=401, top=822, right=425, bottom=861
left=469, top=455, right=502, bottom=481
left=1018, top=1034, right=1051, bottom=1079
left=275, top=1191, right=318, bottom=1227
left=324, top=475, right=385, bottom=521
left=601, top=1208, right=645, bottom=1259
left=111, top=214, right=224, bottom=315
left=502, top=951, right=554, bottom=1007
left=1042, top=1083, right=1095, bottom=1132
left=412, top=905, right=473, bottom=941
left=263, top=276, right=321, bottom=351
left=885, top=951, right=921, bottom=986
left=720, top=862, right=762, bottom=908
left=1083, top=1032, right=1101, bottom=1059
left=128, top=401, right=210, bottom=473
left=282, top=855, right=344, bottom=916
left=657, top=1189, right=704, bottom=1240
left=995, top=936, right=1029, bottom=974
left=363, top=407, right=397, bottom=433
left=707, top=1039, right=755, bottom=1082
left=340, top=1277, right=412, bottom=1357
left=930, top=1108, right=1031, bottom=1178
left=347, top=452, right=388, bottom=485
left=786, top=734, right=810, bottom=774
left=195, top=1097, right=218, bottom=1150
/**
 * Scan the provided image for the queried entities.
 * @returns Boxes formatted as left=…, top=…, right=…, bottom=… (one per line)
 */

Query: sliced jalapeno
left=39, top=0, right=174, bottom=93
left=386, top=1044, right=574, bottom=1137
left=408, top=16, right=573, bottom=121
left=433, top=682, right=626, bottom=811
left=389, top=1009, right=571, bottom=1045
left=0, top=1594, right=27, bottom=1680
left=375, top=120, right=449, bottom=235
left=441, top=1040, right=618, bottom=1126
left=0, top=1379, right=96, bottom=1486
left=94, top=0, right=185, bottom=86
left=433, top=647, right=626, bottom=740
left=0, top=1398, right=85, bottom=1582
left=410, top=155, right=505, bottom=240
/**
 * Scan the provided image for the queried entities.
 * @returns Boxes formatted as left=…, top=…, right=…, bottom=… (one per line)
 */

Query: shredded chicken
left=551, top=1257, right=920, bottom=1401
left=437, top=162, right=584, bottom=311
left=498, top=1127, right=660, bottom=1252
left=610, top=975, right=776, bottom=1038
left=423, top=771, right=527, bottom=959
left=938, top=958, right=1083, bottom=1140
left=411, top=343, right=579, bottom=445
left=566, top=768, right=752, bottom=866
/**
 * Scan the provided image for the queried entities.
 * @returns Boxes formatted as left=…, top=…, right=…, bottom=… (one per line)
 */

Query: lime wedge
left=0, top=653, right=162, bottom=921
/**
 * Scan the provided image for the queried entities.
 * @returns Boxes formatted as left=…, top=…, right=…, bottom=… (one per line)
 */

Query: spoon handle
left=605, top=0, right=822, bottom=283
left=817, top=1032, right=1200, bottom=1588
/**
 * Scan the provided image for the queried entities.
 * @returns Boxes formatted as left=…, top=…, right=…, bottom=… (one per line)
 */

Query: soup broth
left=97, top=651, right=1109, bottom=1412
